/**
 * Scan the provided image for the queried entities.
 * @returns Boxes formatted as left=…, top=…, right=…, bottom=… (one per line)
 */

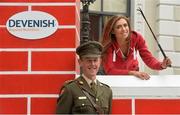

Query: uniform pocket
left=99, top=97, right=109, bottom=114
left=102, top=106, right=109, bottom=114
left=74, top=98, right=95, bottom=114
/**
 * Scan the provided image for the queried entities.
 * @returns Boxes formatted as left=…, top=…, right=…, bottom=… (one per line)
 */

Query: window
left=81, top=0, right=130, bottom=42
left=103, top=0, right=127, bottom=13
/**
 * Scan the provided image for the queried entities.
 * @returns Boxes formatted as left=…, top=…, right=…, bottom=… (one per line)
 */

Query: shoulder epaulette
left=60, top=80, right=75, bottom=90
left=58, top=80, right=75, bottom=96
left=64, top=80, right=75, bottom=86
left=100, top=82, right=110, bottom=88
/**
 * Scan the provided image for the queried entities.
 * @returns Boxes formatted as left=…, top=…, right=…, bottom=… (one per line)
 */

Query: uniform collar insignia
left=79, top=80, right=83, bottom=85
left=78, top=96, right=87, bottom=99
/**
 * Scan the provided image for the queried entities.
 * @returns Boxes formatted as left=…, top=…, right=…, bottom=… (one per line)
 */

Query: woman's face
left=112, top=18, right=129, bottom=40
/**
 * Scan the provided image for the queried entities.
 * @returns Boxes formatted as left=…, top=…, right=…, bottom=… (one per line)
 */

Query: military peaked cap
left=76, top=41, right=103, bottom=58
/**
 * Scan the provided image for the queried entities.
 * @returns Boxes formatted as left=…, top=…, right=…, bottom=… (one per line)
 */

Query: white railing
left=97, top=75, right=180, bottom=98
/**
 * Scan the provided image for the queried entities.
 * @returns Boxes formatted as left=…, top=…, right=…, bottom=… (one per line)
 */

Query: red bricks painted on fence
left=0, top=52, right=28, bottom=71
left=112, top=99, right=132, bottom=114
left=0, top=0, right=76, bottom=2
left=32, top=52, right=75, bottom=71
left=0, top=6, right=27, bottom=25
left=0, top=0, right=78, bottom=114
left=136, top=99, right=180, bottom=114
left=33, top=6, right=76, bottom=25
left=0, top=98, right=27, bottom=114
left=31, top=98, right=57, bottom=114
left=0, top=29, right=75, bottom=48
left=0, top=74, right=75, bottom=94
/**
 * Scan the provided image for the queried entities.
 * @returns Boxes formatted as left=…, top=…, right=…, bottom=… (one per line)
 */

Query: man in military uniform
left=56, top=41, right=112, bottom=114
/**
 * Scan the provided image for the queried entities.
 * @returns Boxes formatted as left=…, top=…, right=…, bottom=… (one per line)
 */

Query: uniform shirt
left=82, top=74, right=97, bottom=87
left=56, top=76, right=112, bottom=114
left=103, top=31, right=163, bottom=75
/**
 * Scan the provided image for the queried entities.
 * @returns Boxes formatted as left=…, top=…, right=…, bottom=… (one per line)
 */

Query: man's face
left=78, top=57, right=101, bottom=80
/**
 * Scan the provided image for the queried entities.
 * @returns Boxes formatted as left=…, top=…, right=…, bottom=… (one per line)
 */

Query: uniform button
left=82, top=103, right=85, bottom=106
left=96, top=98, right=98, bottom=101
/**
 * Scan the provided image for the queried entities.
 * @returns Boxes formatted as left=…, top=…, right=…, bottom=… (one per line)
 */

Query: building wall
left=132, top=0, right=180, bottom=75
left=156, top=0, right=180, bottom=75
left=144, top=0, right=158, bottom=75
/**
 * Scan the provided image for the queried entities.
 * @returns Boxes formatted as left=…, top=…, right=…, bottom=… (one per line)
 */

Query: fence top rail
left=97, top=75, right=180, bottom=87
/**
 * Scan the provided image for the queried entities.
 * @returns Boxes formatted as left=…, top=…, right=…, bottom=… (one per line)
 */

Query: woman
left=101, top=15, right=172, bottom=80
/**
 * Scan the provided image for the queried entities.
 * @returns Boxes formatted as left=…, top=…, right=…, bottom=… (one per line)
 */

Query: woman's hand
left=129, top=71, right=150, bottom=80
left=161, top=57, right=172, bottom=69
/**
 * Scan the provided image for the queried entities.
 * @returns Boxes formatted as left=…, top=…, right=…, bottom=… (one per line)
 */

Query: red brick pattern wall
left=112, top=99, right=132, bottom=114
left=111, top=98, right=180, bottom=114
left=136, top=99, right=180, bottom=114
left=0, top=0, right=79, bottom=114
left=1, top=0, right=180, bottom=115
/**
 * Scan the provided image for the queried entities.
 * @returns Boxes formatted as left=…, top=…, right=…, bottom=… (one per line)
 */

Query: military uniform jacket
left=56, top=76, right=112, bottom=114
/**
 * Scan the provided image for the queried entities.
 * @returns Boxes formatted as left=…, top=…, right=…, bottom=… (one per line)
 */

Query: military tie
left=90, top=81, right=97, bottom=95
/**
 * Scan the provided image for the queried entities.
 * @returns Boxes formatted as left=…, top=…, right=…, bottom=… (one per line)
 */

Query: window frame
left=80, top=0, right=131, bottom=41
